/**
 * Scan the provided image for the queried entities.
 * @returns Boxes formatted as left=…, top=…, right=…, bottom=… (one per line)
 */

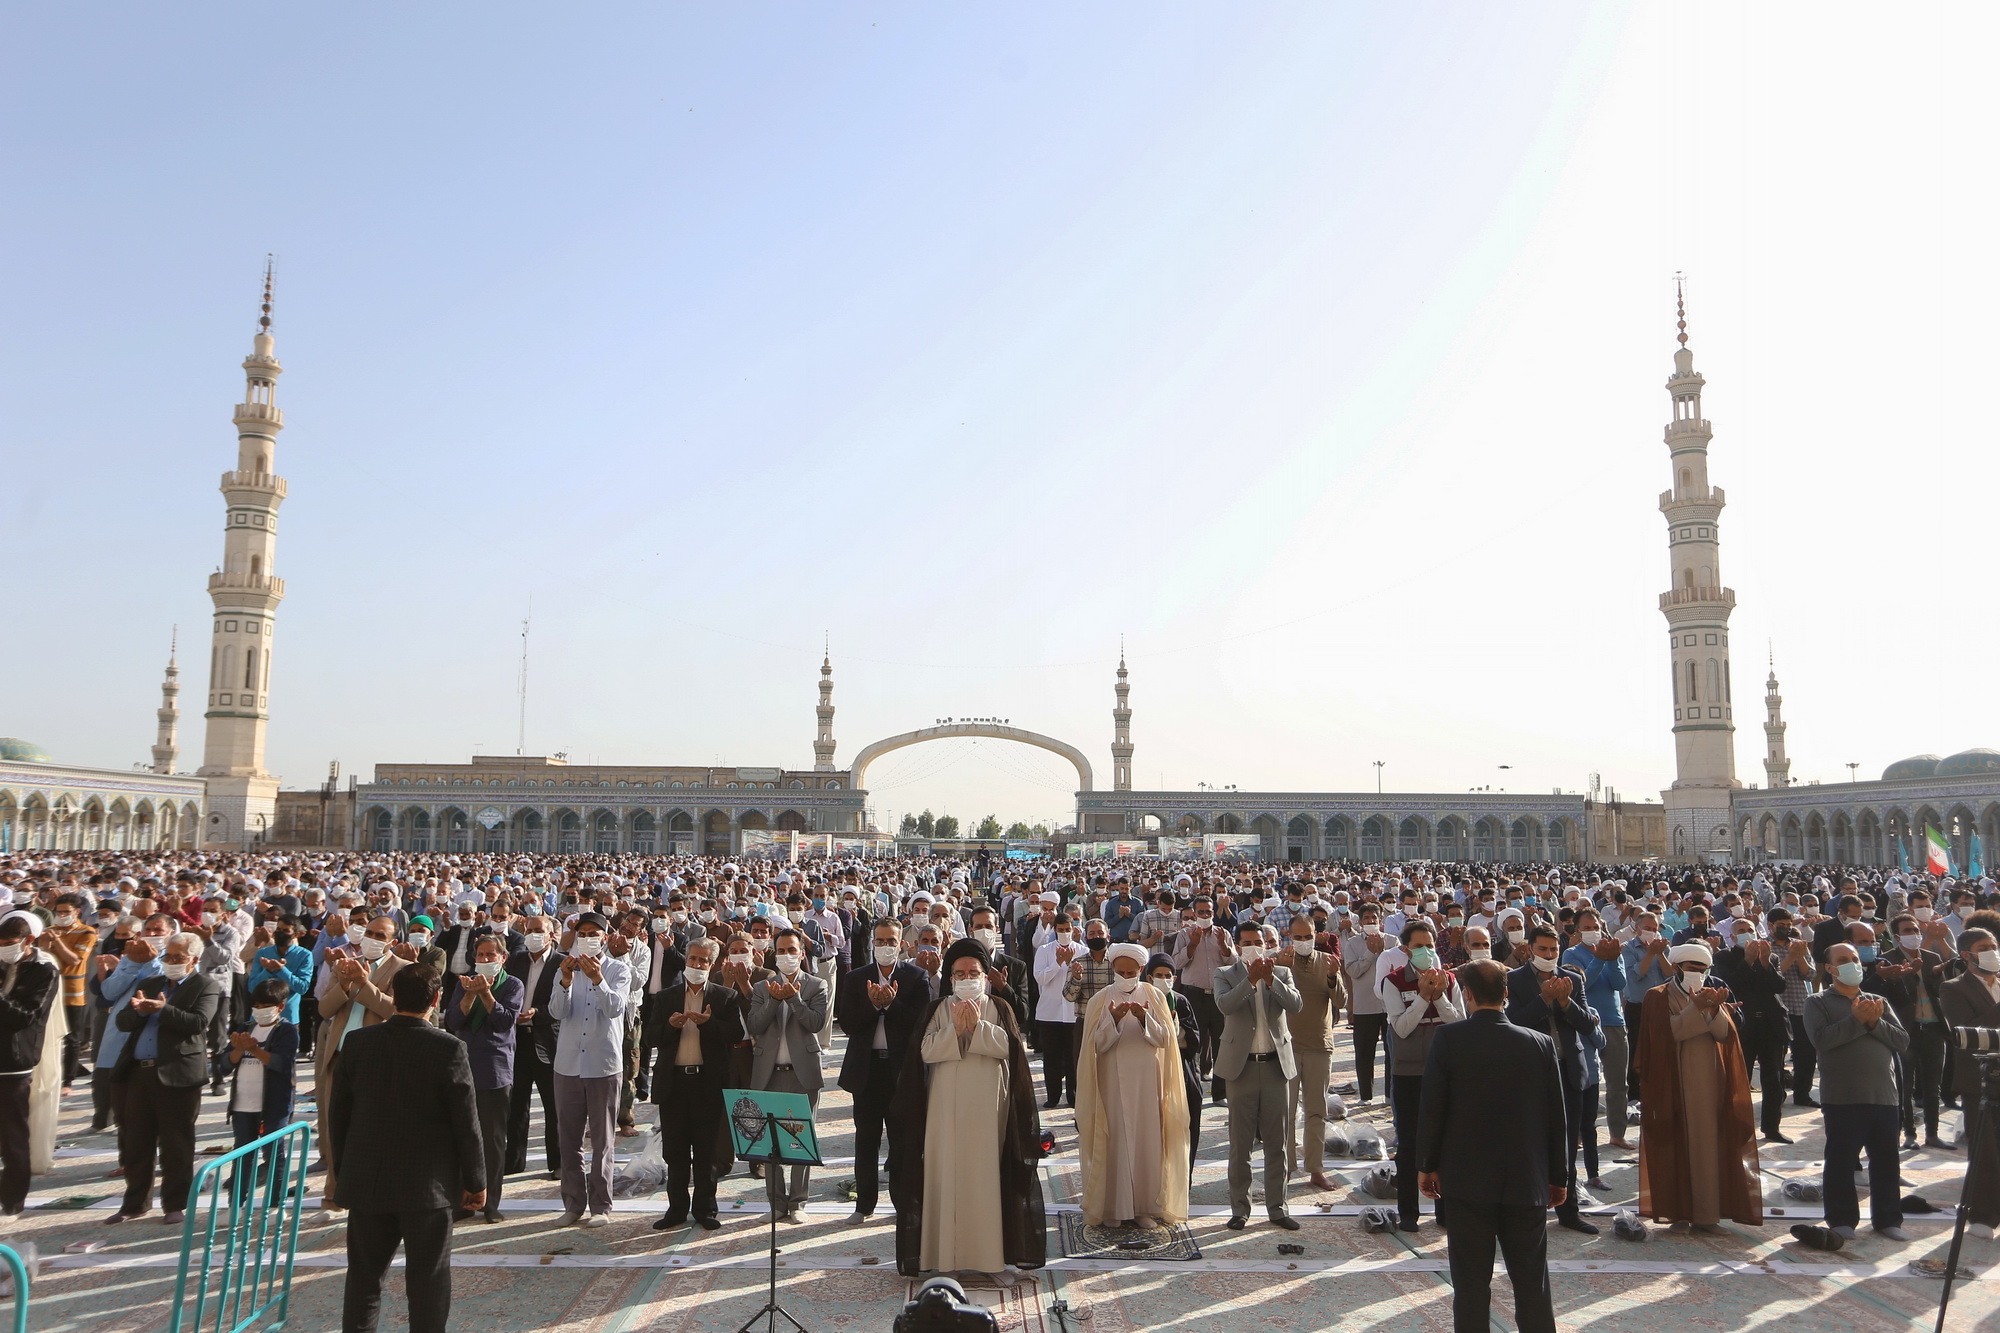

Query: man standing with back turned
left=1417, top=958, right=1565, bottom=1333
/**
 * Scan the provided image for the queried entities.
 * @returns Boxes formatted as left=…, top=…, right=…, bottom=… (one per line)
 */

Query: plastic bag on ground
left=612, top=1129, right=667, bottom=1198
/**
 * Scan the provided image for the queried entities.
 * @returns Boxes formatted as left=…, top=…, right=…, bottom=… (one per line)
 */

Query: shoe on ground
left=1225, top=1215, right=1247, bottom=1230
left=482, top=1213, right=501, bottom=1224
left=106, top=1166, right=125, bottom=1179
left=580, top=1213, right=610, bottom=1228
left=453, top=1209, right=475, bottom=1222
left=1902, top=1139, right=1919, bottom=1152
left=103, top=1211, right=148, bottom=1225
left=1873, top=1225, right=1911, bottom=1241
left=1830, top=1225, right=1857, bottom=1239
left=1573, top=1190, right=1600, bottom=1209
left=1397, top=1218, right=1420, bottom=1232
left=652, top=1213, right=687, bottom=1231
left=544, top=1170, right=561, bottom=1181
left=780, top=1210, right=804, bottom=1225
left=697, top=1215, right=722, bottom=1231
left=1558, top=1216, right=1600, bottom=1235
left=162, top=1211, right=185, bottom=1225
left=307, top=1209, right=343, bottom=1226
left=1585, top=1178, right=1612, bottom=1193
left=1794, top=1097, right=1820, bottom=1109
left=1970, top=1223, right=1997, bottom=1240
left=845, top=1211, right=872, bottom=1225
left=556, top=1211, right=584, bottom=1227
left=1790, top=1224, right=1843, bottom=1251
left=1924, top=1135, right=1950, bottom=1150
left=1270, top=1215, right=1301, bottom=1231
left=1763, top=1132, right=1794, bottom=1145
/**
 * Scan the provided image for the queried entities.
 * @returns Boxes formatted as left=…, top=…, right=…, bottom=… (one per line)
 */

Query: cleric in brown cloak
left=1635, top=941, right=1763, bottom=1230
left=887, top=937, right=1047, bottom=1275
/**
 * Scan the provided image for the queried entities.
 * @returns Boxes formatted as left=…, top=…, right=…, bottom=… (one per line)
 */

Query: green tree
left=933, top=815, right=960, bottom=839
left=916, top=809, right=935, bottom=838
left=1003, top=821, right=1034, bottom=839
left=899, top=813, right=920, bottom=836
left=975, top=815, right=1003, bottom=839
left=1030, top=822, right=1051, bottom=838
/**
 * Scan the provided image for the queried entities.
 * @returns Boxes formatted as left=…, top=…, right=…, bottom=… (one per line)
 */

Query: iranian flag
left=1925, top=824, right=1953, bottom=877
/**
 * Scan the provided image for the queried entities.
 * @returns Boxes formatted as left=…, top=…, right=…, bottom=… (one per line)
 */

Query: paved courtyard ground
left=6, top=1030, right=1996, bottom=1333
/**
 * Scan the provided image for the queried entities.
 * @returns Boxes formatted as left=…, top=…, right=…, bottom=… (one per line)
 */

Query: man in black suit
left=834, top=919, right=930, bottom=1223
left=1418, top=958, right=1566, bottom=1333
left=503, top=919, right=563, bottom=1177
left=1503, top=924, right=1602, bottom=1235
left=648, top=938, right=744, bottom=1231
left=0, top=916, right=59, bottom=1216
left=968, top=905, right=1029, bottom=1028
left=330, top=964, right=484, bottom=1333
left=107, top=931, right=224, bottom=1225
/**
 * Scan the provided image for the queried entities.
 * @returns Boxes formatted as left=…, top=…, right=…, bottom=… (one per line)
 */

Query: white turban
left=1107, top=942, right=1149, bottom=969
left=0, top=911, right=41, bottom=938
left=1667, top=942, right=1712, bottom=966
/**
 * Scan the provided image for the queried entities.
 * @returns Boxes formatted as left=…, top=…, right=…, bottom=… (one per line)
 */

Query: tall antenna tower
left=517, top=609, right=531, bottom=756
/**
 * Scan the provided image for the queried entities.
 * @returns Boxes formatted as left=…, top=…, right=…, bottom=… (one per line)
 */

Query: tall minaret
left=1110, top=650, right=1133, bottom=790
left=1657, top=280, right=1739, bottom=861
left=813, top=648, right=837, bottom=770
left=198, top=263, right=288, bottom=846
left=150, top=630, right=181, bottom=775
left=1763, top=654, right=1791, bottom=789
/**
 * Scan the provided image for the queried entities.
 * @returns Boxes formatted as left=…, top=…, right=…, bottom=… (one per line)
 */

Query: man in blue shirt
left=1101, top=883, right=1140, bottom=944
left=1562, top=907, right=1629, bottom=1157
left=1619, top=912, right=1672, bottom=1109
left=248, top=917, right=314, bottom=1026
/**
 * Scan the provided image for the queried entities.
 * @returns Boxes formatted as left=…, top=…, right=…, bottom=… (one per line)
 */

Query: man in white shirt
left=548, top=914, right=632, bottom=1227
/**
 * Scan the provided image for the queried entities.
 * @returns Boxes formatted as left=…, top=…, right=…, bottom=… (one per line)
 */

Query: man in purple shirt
left=442, top=936, right=523, bottom=1224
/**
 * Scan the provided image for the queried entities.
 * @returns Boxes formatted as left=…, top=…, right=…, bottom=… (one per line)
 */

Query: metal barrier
left=0, top=1243, right=29, bottom=1333
left=168, top=1120, right=313, bottom=1333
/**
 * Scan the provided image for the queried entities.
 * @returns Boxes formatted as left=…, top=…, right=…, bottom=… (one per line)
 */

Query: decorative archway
left=847, top=723, right=1094, bottom=792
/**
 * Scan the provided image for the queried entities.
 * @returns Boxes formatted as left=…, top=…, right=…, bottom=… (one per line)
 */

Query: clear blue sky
left=5, top=3, right=1997, bottom=829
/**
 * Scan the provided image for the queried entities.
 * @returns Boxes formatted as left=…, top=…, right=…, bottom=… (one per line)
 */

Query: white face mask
left=407, top=932, right=430, bottom=949
left=1678, top=970, right=1706, bottom=993
left=1530, top=954, right=1558, bottom=973
left=1974, top=950, right=2000, bottom=974
left=1897, top=933, right=1922, bottom=951
left=1151, top=976, right=1173, bottom=992
left=524, top=933, right=548, bottom=953
left=1914, top=907, right=1935, bottom=921
left=1638, top=930, right=1661, bottom=944
left=1729, top=905, right=1745, bottom=918
left=345, top=924, right=366, bottom=943
left=475, top=960, right=504, bottom=978
left=729, top=951, right=752, bottom=969
left=972, top=928, right=999, bottom=950
left=0, top=944, right=22, bottom=965
left=1238, top=945, right=1265, bottom=963
left=774, top=953, right=802, bottom=976
left=1580, top=930, right=1603, bottom=947
left=684, top=966, right=710, bottom=987
left=252, top=1006, right=281, bottom=1026
left=700, top=910, right=717, bottom=924
left=1114, top=973, right=1143, bottom=993
left=1293, top=937, right=1314, bottom=955
left=1466, top=946, right=1492, bottom=962
left=1506, top=930, right=1526, bottom=945
left=873, top=945, right=900, bottom=968
left=1361, top=924, right=1381, bottom=937
left=160, top=961, right=191, bottom=981
left=952, top=977, right=986, bottom=1001
left=359, top=937, right=389, bottom=960
left=652, top=918, right=673, bottom=933
left=573, top=936, right=603, bottom=957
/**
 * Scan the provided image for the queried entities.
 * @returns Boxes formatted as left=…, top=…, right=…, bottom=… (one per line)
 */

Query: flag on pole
left=1972, top=832, right=1986, bottom=879
left=1897, top=835, right=1910, bottom=872
left=1925, top=825, right=1951, bottom=877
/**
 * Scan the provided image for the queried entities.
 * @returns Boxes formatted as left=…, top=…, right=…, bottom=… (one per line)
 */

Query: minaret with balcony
left=1111, top=655, right=1133, bottom=791
left=813, top=652, right=837, bottom=771
left=150, top=631, right=180, bottom=775
left=198, top=265, right=288, bottom=845
left=1763, top=658, right=1791, bottom=790
left=1658, top=282, right=1740, bottom=860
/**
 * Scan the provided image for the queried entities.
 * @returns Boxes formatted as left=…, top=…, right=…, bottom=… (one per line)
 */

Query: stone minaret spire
left=1657, top=279, right=1740, bottom=860
left=1111, top=648, right=1133, bottom=791
left=813, top=645, right=837, bottom=770
left=1763, top=652, right=1791, bottom=789
left=197, top=260, right=288, bottom=845
left=150, top=628, right=180, bottom=775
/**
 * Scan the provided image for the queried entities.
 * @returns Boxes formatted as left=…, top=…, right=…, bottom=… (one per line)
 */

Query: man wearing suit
left=503, top=918, right=563, bottom=1176
left=649, top=937, right=745, bottom=1231
left=835, top=920, right=929, bottom=1223
left=441, top=936, right=522, bottom=1223
left=1939, top=927, right=2000, bottom=1238
left=1214, top=922, right=1303, bottom=1230
left=329, top=965, right=485, bottom=1333
left=747, top=929, right=828, bottom=1223
left=968, top=905, right=1029, bottom=1029
left=0, top=916, right=58, bottom=1216
left=107, top=931, right=223, bottom=1225
left=1504, top=924, right=1602, bottom=1235
left=1277, top=912, right=1348, bottom=1192
left=1418, top=959, right=1567, bottom=1333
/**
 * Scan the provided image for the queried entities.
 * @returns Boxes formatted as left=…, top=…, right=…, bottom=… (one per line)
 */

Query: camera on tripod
left=892, top=1277, right=998, bottom=1333
left=1951, top=1026, right=2000, bottom=1054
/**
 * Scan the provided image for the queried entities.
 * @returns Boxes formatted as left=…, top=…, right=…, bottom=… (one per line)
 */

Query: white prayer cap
left=1667, top=942, right=1712, bottom=966
left=1107, top=943, right=1148, bottom=968
left=0, top=911, right=41, bottom=938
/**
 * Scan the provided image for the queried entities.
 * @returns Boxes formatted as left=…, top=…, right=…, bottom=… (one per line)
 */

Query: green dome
left=0, top=738, right=51, bottom=764
left=1882, top=754, right=1943, bottom=781
left=1937, top=748, right=2000, bottom=777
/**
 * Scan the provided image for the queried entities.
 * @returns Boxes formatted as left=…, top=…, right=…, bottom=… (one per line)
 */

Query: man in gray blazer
left=1214, top=922, right=1303, bottom=1229
left=747, top=928, right=830, bottom=1224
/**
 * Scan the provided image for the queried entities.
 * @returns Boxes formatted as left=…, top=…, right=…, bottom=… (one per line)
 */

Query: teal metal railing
left=0, top=1242, right=29, bottom=1333
left=168, top=1120, right=312, bottom=1333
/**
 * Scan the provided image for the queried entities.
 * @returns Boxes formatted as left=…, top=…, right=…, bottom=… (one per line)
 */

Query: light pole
left=1374, top=761, right=1385, bottom=795
left=1846, top=763, right=1859, bottom=784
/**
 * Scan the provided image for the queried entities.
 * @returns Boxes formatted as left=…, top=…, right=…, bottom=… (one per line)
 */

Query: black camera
left=1949, top=1026, right=2000, bottom=1055
left=892, top=1277, right=998, bottom=1333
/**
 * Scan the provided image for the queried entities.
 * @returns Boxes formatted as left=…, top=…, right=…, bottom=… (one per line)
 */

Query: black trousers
left=1390, top=1074, right=1424, bottom=1225
left=1788, top=1014, right=1818, bottom=1103
left=1554, top=1082, right=1588, bottom=1221
left=1184, top=987, right=1224, bottom=1093
left=1625, top=1002, right=1646, bottom=1101
left=1741, top=1023, right=1790, bottom=1137
left=62, top=1004, right=87, bottom=1085
left=1897, top=1024, right=1946, bottom=1139
left=1821, top=1103, right=1902, bottom=1232
left=1443, top=1198, right=1556, bottom=1333
left=656, top=1066, right=723, bottom=1219
left=505, top=1054, right=558, bottom=1174
left=0, top=1077, right=30, bottom=1213
left=1351, top=1014, right=1388, bottom=1101
left=1037, top=1021, right=1076, bottom=1104
left=344, top=1205, right=453, bottom=1333
left=118, top=1067, right=201, bottom=1215
left=849, top=1052, right=898, bottom=1215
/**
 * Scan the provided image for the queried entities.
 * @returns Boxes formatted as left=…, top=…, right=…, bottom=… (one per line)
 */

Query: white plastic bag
left=1347, top=1124, right=1385, bottom=1160
left=612, top=1129, right=667, bottom=1198
left=1324, top=1092, right=1348, bottom=1122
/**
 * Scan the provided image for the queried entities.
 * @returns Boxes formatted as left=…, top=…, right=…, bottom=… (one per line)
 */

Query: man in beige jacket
left=309, top=913, right=416, bottom=1225
left=1279, top=914, right=1348, bottom=1191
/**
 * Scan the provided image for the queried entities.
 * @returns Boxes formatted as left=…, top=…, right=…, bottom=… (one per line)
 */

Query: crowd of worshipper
left=1, top=847, right=1996, bottom=1270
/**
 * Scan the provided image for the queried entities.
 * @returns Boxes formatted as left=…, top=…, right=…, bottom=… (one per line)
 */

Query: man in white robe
left=1075, top=943, right=1189, bottom=1230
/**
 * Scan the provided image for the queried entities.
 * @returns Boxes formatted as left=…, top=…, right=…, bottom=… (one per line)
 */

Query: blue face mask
left=1855, top=945, right=1877, bottom=964
left=1408, top=946, right=1440, bottom=971
left=811, top=898, right=825, bottom=911
left=1833, top=961, right=1864, bottom=987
